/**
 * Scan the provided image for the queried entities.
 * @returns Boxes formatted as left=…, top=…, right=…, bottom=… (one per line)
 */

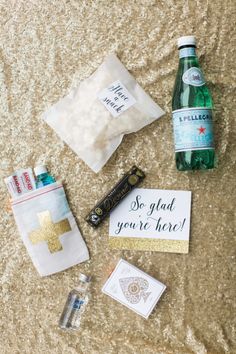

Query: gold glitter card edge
left=109, top=237, right=189, bottom=254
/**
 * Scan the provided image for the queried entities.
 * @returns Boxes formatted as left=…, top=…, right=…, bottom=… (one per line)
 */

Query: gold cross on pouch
left=29, top=211, right=71, bottom=253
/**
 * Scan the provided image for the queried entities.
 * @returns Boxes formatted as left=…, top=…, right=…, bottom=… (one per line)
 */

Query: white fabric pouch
left=11, top=182, right=89, bottom=276
left=43, top=54, right=165, bottom=173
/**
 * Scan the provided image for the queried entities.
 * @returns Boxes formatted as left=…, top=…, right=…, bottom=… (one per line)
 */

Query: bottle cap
left=79, top=273, right=91, bottom=283
left=177, top=36, right=196, bottom=48
left=34, top=165, right=48, bottom=176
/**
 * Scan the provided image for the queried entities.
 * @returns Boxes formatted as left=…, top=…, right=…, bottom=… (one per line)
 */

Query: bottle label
left=179, top=47, right=196, bottom=59
left=73, top=298, right=84, bottom=310
left=182, top=67, right=205, bottom=86
left=172, top=108, right=214, bottom=152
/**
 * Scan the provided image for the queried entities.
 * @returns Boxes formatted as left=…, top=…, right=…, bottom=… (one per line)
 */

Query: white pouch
left=11, top=182, right=89, bottom=276
left=43, top=54, right=165, bottom=173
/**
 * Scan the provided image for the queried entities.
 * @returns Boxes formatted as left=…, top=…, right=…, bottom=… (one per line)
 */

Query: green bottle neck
left=172, top=45, right=212, bottom=110
left=178, top=46, right=200, bottom=71
left=179, top=46, right=197, bottom=59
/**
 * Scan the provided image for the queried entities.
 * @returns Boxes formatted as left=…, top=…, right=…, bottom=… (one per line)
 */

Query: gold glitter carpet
left=0, top=1, right=235, bottom=353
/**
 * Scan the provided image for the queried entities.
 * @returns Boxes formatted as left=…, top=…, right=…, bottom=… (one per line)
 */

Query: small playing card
left=102, top=259, right=166, bottom=319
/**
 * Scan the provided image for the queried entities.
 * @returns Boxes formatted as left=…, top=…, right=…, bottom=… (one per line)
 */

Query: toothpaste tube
left=4, top=168, right=36, bottom=198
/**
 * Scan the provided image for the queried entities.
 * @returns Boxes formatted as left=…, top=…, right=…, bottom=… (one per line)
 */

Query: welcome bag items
left=5, top=167, right=89, bottom=276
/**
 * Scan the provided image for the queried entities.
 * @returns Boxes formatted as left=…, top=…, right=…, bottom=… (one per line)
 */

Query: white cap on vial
left=177, top=36, right=196, bottom=48
left=79, top=273, right=91, bottom=283
left=34, top=165, right=48, bottom=176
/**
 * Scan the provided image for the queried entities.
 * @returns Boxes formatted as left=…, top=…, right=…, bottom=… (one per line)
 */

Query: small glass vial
left=34, top=165, right=55, bottom=188
left=59, top=273, right=91, bottom=331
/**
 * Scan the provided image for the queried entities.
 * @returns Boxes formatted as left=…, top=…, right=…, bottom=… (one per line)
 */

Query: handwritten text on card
left=109, top=189, right=191, bottom=241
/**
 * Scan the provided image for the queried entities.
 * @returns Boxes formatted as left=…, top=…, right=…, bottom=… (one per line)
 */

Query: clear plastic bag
left=43, top=54, right=164, bottom=172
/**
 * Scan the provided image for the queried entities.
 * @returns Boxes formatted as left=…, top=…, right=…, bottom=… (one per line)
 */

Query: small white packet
left=43, top=54, right=165, bottom=173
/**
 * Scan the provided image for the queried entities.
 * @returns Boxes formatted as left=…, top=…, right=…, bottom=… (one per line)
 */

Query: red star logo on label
left=198, top=126, right=206, bottom=134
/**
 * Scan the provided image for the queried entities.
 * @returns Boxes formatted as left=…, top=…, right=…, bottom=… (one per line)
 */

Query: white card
left=109, top=188, right=192, bottom=253
left=102, top=259, right=166, bottom=319
left=97, top=80, right=136, bottom=117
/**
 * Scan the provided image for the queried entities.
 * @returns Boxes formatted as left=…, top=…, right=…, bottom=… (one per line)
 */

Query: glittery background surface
left=0, top=1, right=235, bottom=353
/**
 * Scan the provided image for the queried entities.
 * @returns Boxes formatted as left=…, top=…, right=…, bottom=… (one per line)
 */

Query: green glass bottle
left=172, top=36, right=215, bottom=171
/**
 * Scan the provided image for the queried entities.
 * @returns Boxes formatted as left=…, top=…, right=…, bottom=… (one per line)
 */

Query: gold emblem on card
left=128, top=282, right=140, bottom=295
left=119, top=277, right=151, bottom=304
left=29, top=211, right=71, bottom=253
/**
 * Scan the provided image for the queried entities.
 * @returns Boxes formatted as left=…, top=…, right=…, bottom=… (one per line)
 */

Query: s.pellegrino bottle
left=172, top=36, right=215, bottom=170
left=59, top=273, right=91, bottom=331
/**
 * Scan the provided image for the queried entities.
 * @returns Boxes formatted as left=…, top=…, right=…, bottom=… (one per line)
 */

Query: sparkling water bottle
left=172, top=36, right=215, bottom=171
left=59, top=274, right=91, bottom=331
left=34, top=165, right=55, bottom=188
